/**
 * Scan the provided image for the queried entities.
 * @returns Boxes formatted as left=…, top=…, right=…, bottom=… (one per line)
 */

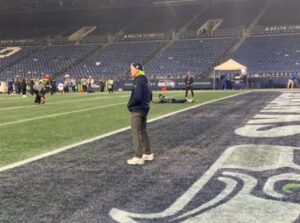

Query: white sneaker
left=142, top=153, right=154, bottom=161
left=127, top=157, right=145, bottom=165
left=187, top=97, right=194, bottom=103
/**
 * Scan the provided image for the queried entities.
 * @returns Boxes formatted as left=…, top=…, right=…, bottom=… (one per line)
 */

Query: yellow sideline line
left=0, top=91, right=249, bottom=172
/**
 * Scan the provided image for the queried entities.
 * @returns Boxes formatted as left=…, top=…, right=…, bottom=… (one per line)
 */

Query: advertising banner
left=118, top=79, right=213, bottom=90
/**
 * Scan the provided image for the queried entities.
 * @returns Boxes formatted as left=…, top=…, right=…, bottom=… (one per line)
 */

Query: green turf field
left=0, top=91, right=241, bottom=167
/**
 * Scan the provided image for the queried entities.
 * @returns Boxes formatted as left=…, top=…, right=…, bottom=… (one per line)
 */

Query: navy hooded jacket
left=127, top=75, right=152, bottom=114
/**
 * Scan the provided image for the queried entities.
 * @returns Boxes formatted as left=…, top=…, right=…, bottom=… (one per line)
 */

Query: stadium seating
left=146, top=38, right=237, bottom=76
left=0, top=47, right=38, bottom=73
left=179, top=28, right=242, bottom=39
left=69, top=40, right=166, bottom=77
left=0, top=44, right=99, bottom=78
left=80, top=35, right=108, bottom=44
left=232, top=34, right=300, bottom=73
left=1, top=0, right=300, bottom=80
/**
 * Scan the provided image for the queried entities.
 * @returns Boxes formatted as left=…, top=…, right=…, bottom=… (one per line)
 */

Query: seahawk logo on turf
left=110, top=144, right=300, bottom=223
left=110, top=93, right=300, bottom=222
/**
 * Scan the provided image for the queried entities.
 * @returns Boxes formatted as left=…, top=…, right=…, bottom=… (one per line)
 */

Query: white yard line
left=0, top=92, right=130, bottom=101
left=0, top=95, right=129, bottom=111
left=0, top=97, right=28, bottom=100
left=0, top=102, right=127, bottom=127
left=0, top=91, right=213, bottom=111
left=0, top=91, right=249, bottom=172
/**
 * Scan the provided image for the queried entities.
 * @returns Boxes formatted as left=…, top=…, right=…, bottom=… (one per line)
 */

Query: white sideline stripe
left=0, top=93, right=130, bottom=102
left=0, top=94, right=179, bottom=112
left=0, top=95, right=129, bottom=111
left=0, top=97, right=27, bottom=100
left=0, top=91, right=249, bottom=172
left=0, top=102, right=126, bottom=127
left=53, top=95, right=129, bottom=104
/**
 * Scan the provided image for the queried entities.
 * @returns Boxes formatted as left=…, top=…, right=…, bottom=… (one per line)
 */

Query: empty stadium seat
left=232, top=34, right=300, bottom=73
left=146, top=38, right=237, bottom=76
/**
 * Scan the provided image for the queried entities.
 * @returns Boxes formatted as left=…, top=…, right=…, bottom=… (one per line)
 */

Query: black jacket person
left=127, top=76, right=152, bottom=113
left=185, top=71, right=194, bottom=98
left=127, top=63, right=153, bottom=165
left=152, top=94, right=194, bottom=103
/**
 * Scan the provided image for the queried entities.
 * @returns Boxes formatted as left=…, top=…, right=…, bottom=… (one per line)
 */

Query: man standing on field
left=185, top=71, right=194, bottom=98
left=127, top=63, right=153, bottom=165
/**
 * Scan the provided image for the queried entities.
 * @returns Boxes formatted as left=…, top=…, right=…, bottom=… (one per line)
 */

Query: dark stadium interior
left=1, top=1, right=300, bottom=222
left=0, top=0, right=299, bottom=85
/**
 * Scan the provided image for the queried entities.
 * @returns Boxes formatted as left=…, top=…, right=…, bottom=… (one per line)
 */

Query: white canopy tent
left=213, top=59, right=247, bottom=89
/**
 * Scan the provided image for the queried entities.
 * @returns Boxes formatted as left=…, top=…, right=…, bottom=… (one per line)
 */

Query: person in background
left=152, top=94, right=194, bottom=103
left=87, top=76, right=95, bottom=93
left=67, top=79, right=73, bottom=93
left=29, top=78, right=34, bottom=95
left=99, top=78, right=104, bottom=92
left=21, top=78, right=27, bottom=97
left=82, top=77, right=88, bottom=92
left=107, top=78, right=114, bottom=93
left=221, top=74, right=229, bottom=90
left=33, top=81, right=46, bottom=104
left=185, top=71, right=194, bottom=98
left=71, top=78, right=75, bottom=93
left=127, top=63, right=153, bottom=165
left=7, top=79, right=13, bottom=95
left=14, top=78, right=21, bottom=95
left=58, top=82, right=64, bottom=94
left=101, top=78, right=105, bottom=92
left=50, top=78, right=57, bottom=95
left=287, top=73, right=298, bottom=89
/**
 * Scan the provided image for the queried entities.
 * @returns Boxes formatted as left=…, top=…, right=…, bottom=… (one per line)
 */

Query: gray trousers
left=131, top=112, right=151, bottom=158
